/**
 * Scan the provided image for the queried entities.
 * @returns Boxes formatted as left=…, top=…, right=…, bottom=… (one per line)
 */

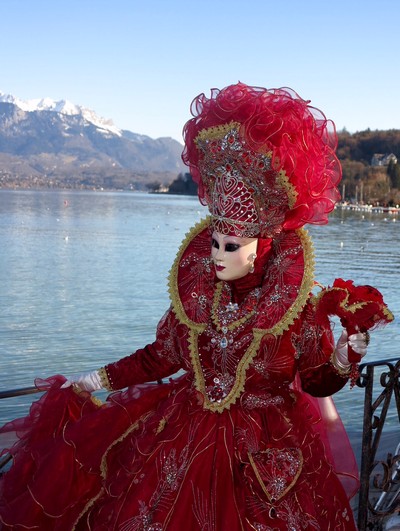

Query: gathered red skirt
left=0, top=375, right=357, bottom=530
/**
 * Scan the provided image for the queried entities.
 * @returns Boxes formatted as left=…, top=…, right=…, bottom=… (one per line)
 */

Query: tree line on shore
left=337, top=129, right=400, bottom=205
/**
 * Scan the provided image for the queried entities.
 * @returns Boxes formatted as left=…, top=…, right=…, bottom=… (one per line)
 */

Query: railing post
left=357, top=363, right=374, bottom=530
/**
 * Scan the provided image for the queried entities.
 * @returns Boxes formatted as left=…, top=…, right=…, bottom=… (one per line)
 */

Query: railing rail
left=0, top=386, right=43, bottom=399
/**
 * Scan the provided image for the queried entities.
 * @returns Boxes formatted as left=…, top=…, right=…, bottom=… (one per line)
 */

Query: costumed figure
left=0, top=83, right=394, bottom=530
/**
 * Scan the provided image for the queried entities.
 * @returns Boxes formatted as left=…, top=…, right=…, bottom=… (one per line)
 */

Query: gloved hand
left=60, top=369, right=103, bottom=392
left=334, top=328, right=369, bottom=368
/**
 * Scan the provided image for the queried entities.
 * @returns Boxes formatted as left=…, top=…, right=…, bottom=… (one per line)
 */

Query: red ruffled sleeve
left=293, top=300, right=349, bottom=397
left=314, top=278, right=394, bottom=362
left=103, top=308, right=186, bottom=390
left=299, top=362, right=349, bottom=397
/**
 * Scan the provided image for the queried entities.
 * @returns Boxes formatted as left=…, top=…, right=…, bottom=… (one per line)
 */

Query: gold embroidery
left=188, top=330, right=264, bottom=413
left=248, top=448, right=303, bottom=502
left=252, top=228, right=315, bottom=338
left=167, top=218, right=209, bottom=334
left=71, top=384, right=103, bottom=407
left=276, top=169, right=298, bottom=209
left=155, top=417, right=167, bottom=434
left=211, top=282, right=257, bottom=332
left=330, top=351, right=351, bottom=377
left=71, top=411, right=154, bottom=529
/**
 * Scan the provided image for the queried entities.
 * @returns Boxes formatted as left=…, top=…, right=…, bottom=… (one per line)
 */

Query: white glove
left=335, top=328, right=369, bottom=367
left=60, top=369, right=103, bottom=392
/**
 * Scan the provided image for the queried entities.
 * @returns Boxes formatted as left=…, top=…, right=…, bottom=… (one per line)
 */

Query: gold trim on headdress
left=194, top=121, right=243, bottom=144
left=194, top=122, right=297, bottom=238
left=277, top=169, right=297, bottom=209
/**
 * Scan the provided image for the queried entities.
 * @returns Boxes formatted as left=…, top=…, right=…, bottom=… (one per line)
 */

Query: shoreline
left=336, top=202, right=400, bottom=214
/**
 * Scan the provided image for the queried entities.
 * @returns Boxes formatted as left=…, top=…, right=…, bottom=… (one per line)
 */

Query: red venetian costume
left=0, top=84, right=393, bottom=530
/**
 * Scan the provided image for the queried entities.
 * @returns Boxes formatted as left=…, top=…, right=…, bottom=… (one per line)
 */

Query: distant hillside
left=338, top=129, right=400, bottom=164
left=0, top=93, right=185, bottom=190
left=337, top=129, right=400, bottom=204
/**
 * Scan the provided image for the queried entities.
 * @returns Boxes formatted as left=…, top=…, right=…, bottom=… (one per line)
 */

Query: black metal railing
left=356, top=357, right=400, bottom=530
left=0, top=386, right=43, bottom=400
left=0, top=386, right=44, bottom=474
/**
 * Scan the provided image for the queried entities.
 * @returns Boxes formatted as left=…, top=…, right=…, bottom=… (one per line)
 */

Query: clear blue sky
left=1, top=0, right=399, bottom=143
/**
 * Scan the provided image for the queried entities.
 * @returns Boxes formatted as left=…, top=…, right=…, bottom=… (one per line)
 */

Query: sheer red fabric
left=1, top=373, right=358, bottom=530
left=291, top=374, right=359, bottom=499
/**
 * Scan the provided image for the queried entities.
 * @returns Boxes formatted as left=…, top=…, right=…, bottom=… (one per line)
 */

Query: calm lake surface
left=1, top=190, right=399, bottom=433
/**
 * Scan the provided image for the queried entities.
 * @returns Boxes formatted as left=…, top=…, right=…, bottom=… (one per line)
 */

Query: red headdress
left=182, top=83, right=341, bottom=237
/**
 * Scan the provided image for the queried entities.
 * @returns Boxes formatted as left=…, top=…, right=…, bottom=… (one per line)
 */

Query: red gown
left=0, top=220, right=359, bottom=530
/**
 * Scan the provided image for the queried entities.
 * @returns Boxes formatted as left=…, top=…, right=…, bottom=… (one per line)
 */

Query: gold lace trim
left=71, top=487, right=105, bottom=531
left=99, top=413, right=154, bottom=479
left=71, top=410, right=154, bottom=529
left=167, top=218, right=210, bottom=333
left=195, top=120, right=239, bottom=142
left=248, top=449, right=304, bottom=502
left=277, top=169, right=298, bottom=209
left=313, top=285, right=394, bottom=323
left=98, top=366, right=112, bottom=391
left=169, top=220, right=315, bottom=413
left=195, top=121, right=273, bottom=158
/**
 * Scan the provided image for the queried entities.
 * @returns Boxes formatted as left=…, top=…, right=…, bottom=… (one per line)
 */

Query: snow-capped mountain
left=0, top=91, right=186, bottom=189
left=0, top=92, right=122, bottom=136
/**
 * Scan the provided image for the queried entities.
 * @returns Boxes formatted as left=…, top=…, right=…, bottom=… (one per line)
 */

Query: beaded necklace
left=210, top=282, right=261, bottom=350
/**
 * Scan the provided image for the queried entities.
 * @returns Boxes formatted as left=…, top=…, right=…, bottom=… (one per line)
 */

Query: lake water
left=1, top=190, right=399, bottom=434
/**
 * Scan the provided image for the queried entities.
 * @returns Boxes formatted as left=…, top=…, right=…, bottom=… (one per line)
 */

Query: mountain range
left=0, top=93, right=186, bottom=190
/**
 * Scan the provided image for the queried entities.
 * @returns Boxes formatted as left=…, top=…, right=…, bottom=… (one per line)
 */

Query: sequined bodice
left=198, top=283, right=260, bottom=403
